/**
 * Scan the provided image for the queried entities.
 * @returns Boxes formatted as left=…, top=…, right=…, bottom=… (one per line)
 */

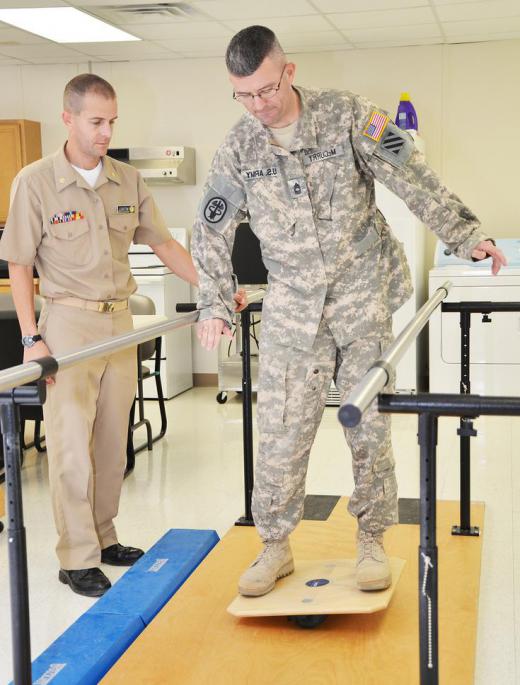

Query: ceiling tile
left=431, top=0, right=495, bottom=4
left=342, top=23, right=442, bottom=42
left=443, top=16, right=520, bottom=36
left=0, top=55, right=30, bottom=64
left=0, top=43, right=89, bottom=59
left=22, top=54, right=96, bottom=63
left=327, top=7, right=437, bottom=30
left=277, top=30, right=348, bottom=48
left=89, top=52, right=182, bottom=61
left=156, top=35, right=230, bottom=53
left=436, top=0, right=520, bottom=22
left=191, top=0, right=318, bottom=20
left=176, top=49, right=226, bottom=58
left=71, top=0, right=187, bottom=5
left=286, top=43, right=354, bottom=53
left=225, top=15, right=332, bottom=34
left=351, top=36, right=441, bottom=48
left=0, top=0, right=66, bottom=6
left=445, top=31, right=520, bottom=43
left=120, top=20, right=231, bottom=40
left=65, top=40, right=173, bottom=56
left=0, top=25, right=48, bottom=44
left=312, top=0, right=429, bottom=11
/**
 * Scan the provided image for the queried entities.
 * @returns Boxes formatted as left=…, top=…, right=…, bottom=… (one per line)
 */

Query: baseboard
left=193, top=373, right=218, bottom=387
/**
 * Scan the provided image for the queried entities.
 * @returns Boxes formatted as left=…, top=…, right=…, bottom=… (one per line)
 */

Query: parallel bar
left=338, top=282, right=451, bottom=428
left=0, top=312, right=199, bottom=394
left=378, top=392, right=520, bottom=417
left=442, top=301, right=520, bottom=313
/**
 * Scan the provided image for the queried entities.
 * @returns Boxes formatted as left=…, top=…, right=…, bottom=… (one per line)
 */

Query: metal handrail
left=338, top=281, right=452, bottom=428
left=0, top=289, right=266, bottom=394
left=1, top=287, right=266, bottom=685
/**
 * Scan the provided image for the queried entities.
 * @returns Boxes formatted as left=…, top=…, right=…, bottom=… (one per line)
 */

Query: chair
left=0, top=293, right=45, bottom=485
left=126, top=294, right=167, bottom=473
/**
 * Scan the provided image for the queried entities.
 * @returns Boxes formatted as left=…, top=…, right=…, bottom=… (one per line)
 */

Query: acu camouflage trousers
left=252, top=316, right=398, bottom=542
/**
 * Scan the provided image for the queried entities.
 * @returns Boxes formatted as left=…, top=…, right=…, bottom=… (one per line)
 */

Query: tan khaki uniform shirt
left=0, top=145, right=171, bottom=301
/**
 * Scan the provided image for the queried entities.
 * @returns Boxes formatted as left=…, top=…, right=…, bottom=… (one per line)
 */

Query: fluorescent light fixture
left=0, top=7, right=141, bottom=43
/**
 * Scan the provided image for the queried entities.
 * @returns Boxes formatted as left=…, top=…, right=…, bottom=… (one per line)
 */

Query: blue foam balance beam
left=89, top=528, right=220, bottom=625
left=22, top=528, right=219, bottom=685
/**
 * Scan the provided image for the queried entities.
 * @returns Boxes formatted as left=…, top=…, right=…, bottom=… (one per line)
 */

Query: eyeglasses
left=233, top=65, right=287, bottom=105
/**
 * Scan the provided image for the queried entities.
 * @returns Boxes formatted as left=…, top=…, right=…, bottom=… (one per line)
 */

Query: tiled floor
left=0, top=387, right=518, bottom=684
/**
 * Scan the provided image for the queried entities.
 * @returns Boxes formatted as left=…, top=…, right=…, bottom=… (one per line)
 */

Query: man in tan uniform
left=192, top=26, right=506, bottom=597
left=0, top=74, right=206, bottom=596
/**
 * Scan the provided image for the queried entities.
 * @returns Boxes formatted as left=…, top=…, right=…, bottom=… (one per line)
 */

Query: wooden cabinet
left=0, top=119, right=42, bottom=224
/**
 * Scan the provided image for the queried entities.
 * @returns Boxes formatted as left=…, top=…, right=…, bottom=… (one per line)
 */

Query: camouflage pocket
left=307, top=160, right=339, bottom=221
left=257, top=353, right=288, bottom=434
left=381, top=229, right=413, bottom=313
left=353, top=223, right=381, bottom=257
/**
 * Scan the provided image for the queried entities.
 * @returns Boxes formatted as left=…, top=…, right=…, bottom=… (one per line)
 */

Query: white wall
left=1, top=39, right=519, bottom=372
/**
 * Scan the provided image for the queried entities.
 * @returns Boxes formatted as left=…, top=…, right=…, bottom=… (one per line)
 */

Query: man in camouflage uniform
left=192, top=26, right=506, bottom=596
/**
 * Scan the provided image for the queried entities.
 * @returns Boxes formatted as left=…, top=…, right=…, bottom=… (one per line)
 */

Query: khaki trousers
left=252, top=316, right=397, bottom=543
left=38, top=302, right=137, bottom=570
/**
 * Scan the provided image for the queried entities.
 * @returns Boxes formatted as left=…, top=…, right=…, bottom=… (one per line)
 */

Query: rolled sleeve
left=0, top=173, right=42, bottom=265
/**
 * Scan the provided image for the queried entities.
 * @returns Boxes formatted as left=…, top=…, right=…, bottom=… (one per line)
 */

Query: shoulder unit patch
left=374, top=122, right=414, bottom=168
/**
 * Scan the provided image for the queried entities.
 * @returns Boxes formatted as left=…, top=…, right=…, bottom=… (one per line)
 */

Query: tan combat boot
left=238, top=540, right=294, bottom=597
left=356, top=530, right=392, bottom=591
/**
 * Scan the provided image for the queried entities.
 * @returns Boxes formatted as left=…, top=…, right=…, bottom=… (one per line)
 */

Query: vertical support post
left=453, top=310, right=479, bottom=536
left=235, top=307, right=255, bottom=526
left=418, top=412, right=439, bottom=685
left=1, top=399, right=32, bottom=685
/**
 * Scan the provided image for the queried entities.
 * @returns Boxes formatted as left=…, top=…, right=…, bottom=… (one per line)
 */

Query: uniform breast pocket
left=108, top=214, right=139, bottom=261
left=306, top=160, right=339, bottom=221
left=48, top=219, right=92, bottom=266
left=353, top=223, right=381, bottom=258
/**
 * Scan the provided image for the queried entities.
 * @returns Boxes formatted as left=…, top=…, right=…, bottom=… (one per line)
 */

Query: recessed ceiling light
left=0, top=7, right=141, bottom=43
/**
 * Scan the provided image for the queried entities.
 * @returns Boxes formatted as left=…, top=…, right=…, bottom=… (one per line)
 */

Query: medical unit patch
left=204, top=196, right=228, bottom=224
left=363, top=110, right=389, bottom=142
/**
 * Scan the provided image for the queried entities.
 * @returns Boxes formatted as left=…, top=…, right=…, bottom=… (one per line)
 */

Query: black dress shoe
left=101, top=543, right=144, bottom=567
left=58, top=567, right=111, bottom=597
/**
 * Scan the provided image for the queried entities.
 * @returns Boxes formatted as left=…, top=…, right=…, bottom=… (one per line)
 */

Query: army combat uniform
left=0, top=146, right=171, bottom=569
left=191, top=87, right=487, bottom=542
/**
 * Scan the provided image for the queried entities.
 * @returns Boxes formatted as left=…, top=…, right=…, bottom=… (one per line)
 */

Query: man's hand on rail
left=196, top=318, right=232, bottom=351
left=233, top=288, right=248, bottom=313
left=23, top=340, right=55, bottom=385
left=471, top=240, right=507, bottom=275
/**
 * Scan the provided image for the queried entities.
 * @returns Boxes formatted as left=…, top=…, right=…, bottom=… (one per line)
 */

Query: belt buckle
left=99, top=301, right=115, bottom=313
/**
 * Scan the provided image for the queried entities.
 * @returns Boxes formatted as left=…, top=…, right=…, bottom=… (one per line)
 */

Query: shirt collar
left=248, top=86, right=318, bottom=157
left=53, top=143, right=121, bottom=192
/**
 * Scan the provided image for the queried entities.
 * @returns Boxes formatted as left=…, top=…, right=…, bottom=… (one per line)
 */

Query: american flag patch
left=363, top=110, right=389, bottom=142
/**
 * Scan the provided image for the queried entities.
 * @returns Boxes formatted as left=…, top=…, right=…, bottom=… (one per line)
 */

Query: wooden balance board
left=228, top=557, right=405, bottom=620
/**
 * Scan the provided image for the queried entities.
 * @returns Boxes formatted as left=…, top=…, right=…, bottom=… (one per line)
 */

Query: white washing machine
left=428, top=238, right=520, bottom=395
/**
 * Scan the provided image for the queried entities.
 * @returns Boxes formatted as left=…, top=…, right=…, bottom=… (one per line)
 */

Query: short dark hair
left=63, top=73, right=116, bottom=113
left=225, top=25, right=285, bottom=77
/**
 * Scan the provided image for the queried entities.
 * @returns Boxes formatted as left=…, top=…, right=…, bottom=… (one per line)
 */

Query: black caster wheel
left=289, top=614, right=327, bottom=629
left=0, top=521, right=4, bottom=533
left=216, top=391, right=228, bottom=404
